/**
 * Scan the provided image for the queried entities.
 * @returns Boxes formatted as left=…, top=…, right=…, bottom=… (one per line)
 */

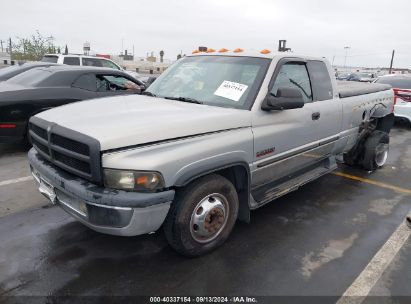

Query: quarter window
left=72, top=74, right=97, bottom=91
left=100, top=59, right=120, bottom=70
left=271, top=63, right=312, bottom=103
left=307, top=61, right=333, bottom=101
left=63, top=57, right=80, bottom=66
left=82, top=58, right=103, bottom=67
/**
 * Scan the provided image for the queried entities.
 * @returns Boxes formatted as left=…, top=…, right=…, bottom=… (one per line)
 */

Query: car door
left=251, top=59, right=321, bottom=190
left=95, top=73, right=142, bottom=98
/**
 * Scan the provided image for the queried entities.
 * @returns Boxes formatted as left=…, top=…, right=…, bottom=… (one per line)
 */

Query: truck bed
left=337, top=81, right=392, bottom=98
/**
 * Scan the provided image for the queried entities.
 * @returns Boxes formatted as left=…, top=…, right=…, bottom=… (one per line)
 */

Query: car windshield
left=6, top=68, right=53, bottom=86
left=146, top=55, right=271, bottom=110
left=41, top=55, right=58, bottom=63
left=375, top=77, right=411, bottom=89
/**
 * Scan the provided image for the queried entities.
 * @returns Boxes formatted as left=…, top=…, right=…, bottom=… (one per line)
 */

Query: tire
left=163, top=174, right=239, bottom=257
left=360, top=130, right=389, bottom=171
left=406, top=215, right=411, bottom=229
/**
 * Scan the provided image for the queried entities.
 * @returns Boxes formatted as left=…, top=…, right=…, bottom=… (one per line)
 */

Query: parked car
left=347, top=72, right=373, bottom=82
left=0, top=66, right=145, bottom=143
left=336, top=72, right=351, bottom=81
left=0, top=62, right=60, bottom=83
left=28, top=51, right=394, bottom=256
left=374, top=75, right=411, bottom=126
left=41, top=54, right=122, bottom=70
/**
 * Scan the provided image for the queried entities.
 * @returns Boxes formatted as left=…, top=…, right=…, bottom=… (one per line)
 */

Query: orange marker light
left=219, top=48, right=229, bottom=53
left=136, top=176, right=148, bottom=185
left=260, top=49, right=271, bottom=54
left=192, top=50, right=200, bottom=54
left=233, top=48, right=244, bottom=53
left=206, top=48, right=216, bottom=53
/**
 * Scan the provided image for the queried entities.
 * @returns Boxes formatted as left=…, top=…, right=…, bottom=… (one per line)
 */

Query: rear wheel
left=164, top=174, right=239, bottom=257
left=361, top=131, right=389, bottom=171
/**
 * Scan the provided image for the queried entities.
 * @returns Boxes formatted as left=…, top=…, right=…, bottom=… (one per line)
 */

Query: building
left=119, top=50, right=134, bottom=61
left=0, top=51, right=11, bottom=66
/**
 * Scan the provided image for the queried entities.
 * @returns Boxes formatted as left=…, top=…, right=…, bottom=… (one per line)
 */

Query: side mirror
left=145, top=77, right=157, bottom=87
left=262, top=87, right=305, bottom=111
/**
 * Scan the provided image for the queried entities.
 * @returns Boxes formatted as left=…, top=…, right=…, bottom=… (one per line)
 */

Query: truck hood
left=36, top=95, right=252, bottom=150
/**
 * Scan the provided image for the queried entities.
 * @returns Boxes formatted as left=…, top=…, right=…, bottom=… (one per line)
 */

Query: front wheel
left=163, top=174, right=239, bottom=257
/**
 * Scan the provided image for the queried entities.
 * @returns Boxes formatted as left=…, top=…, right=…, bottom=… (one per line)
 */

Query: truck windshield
left=146, top=55, right=270, bottom=110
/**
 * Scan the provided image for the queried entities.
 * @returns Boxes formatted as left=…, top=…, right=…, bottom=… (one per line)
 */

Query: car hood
left=36, top=94, right=252, bottom=150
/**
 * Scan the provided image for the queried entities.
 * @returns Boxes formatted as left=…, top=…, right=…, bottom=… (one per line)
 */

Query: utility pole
left=9, top=38, right=12, bottom=58
left=0, top=40, right=4, bottom=52
left=389, top=50, right=395, bottom=74
left=343, top=46, right=350, bottom=71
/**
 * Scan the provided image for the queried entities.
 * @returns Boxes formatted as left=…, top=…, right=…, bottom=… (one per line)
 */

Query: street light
left=344, top=46, right=351, bottom=71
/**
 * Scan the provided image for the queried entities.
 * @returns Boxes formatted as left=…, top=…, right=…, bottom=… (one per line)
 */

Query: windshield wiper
left=163, top=96, right=203, bottom=104
left=142, top=91, right=157, bottom=97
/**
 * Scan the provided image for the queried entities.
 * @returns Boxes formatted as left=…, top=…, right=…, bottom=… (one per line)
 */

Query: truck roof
left=187, top=50, right=326, bottom=61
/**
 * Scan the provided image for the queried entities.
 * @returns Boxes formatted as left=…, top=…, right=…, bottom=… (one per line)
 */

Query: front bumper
left=28, top=148, right=175, bottom=236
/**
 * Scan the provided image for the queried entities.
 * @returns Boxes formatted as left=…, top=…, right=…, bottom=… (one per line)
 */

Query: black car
left=0, top=62, right=60, bottom=82
left=0, top=66, right=145, bottom=143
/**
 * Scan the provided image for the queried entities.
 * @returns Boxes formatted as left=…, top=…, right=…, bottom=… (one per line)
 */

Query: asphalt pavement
left=0, top=126, right=410, bottom=303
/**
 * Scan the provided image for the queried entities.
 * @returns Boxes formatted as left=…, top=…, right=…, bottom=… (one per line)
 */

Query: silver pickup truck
left=28, top=51, right=394, bottom=256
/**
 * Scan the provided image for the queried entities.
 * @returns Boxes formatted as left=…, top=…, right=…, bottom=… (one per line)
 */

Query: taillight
left=0, top=124, right=16, bottom=128
left=394, top=88, right=411, bottom=103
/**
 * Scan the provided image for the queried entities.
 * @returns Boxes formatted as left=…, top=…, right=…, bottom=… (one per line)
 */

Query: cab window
left=271, top=62, right=312, bottom=103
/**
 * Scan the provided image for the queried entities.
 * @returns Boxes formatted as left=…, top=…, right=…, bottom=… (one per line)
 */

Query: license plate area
left=55, top=189, right=87, bottom=217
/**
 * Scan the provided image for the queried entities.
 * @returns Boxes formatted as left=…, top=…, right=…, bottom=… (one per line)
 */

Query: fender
left=174, top=159, right=251, bottom=223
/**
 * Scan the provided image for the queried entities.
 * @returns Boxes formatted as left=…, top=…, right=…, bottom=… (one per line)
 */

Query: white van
left=41, top=54, right=122, bottom=70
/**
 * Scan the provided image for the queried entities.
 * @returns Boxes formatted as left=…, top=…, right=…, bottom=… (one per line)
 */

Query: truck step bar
left=250, top=157, right=337, bottom=209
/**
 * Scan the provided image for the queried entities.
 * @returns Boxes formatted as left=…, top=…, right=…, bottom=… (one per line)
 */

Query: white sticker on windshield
left=214, top=81, right=248, bottom=102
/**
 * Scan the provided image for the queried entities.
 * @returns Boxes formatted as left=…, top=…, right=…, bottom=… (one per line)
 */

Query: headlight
left=103, top=169, right=165, bottom=192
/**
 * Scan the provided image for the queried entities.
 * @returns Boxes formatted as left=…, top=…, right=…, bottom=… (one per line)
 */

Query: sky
left=0, top=0, right=409, bottom=68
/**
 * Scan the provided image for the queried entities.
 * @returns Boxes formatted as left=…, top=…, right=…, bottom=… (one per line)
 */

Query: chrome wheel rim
left=375, top=143, right=389, bottom=167
left=190, top=193, right=229, bottom=243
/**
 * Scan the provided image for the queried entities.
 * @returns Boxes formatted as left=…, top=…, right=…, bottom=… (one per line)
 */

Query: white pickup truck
left=28, top=50, right=394, bottom=256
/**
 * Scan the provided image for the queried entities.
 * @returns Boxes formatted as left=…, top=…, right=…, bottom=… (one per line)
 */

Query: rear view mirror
left=262, top=87, right=305, bottom=111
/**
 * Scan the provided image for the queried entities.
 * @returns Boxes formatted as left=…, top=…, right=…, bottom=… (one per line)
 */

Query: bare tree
left=11, top=31, right=58, bottom=61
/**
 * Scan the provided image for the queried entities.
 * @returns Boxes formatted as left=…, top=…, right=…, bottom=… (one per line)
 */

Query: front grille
left=29, top=123, right=48, bottom=140
left=54, top=151, right=91, bottom=174
left=51, top=134, right=90, bottom=156
left=29, top=117, right=101, bottom=182
left=31, top=137, right=49, bottom=155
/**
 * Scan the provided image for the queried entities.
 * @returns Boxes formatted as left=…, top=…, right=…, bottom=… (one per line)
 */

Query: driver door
left=251, top=59, right=321, bottom=189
